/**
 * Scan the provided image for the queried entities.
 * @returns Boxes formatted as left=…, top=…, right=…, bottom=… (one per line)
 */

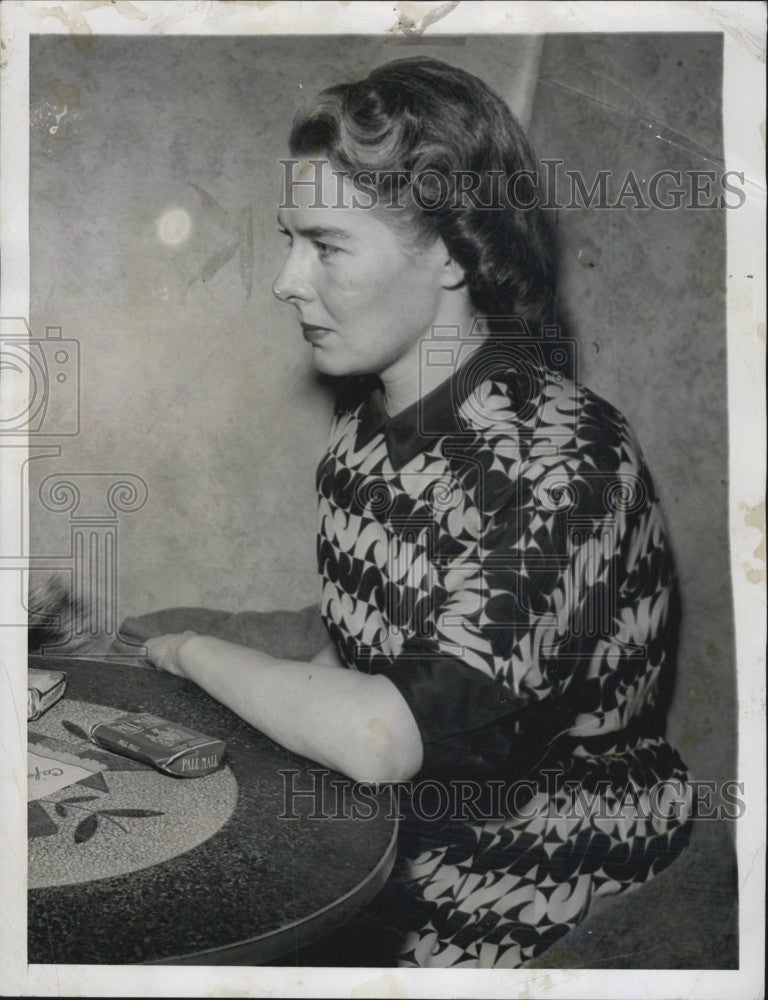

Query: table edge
left=27, top=655, right=400, bottom=967
left=146, top=797, right=399, bottom=966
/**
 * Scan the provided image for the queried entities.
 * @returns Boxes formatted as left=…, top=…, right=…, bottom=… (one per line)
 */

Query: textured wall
left=528, top=34, right=733, bottom=784
left=30, top=32, right=733, bottom=782
left=29, top=34, right=542, bottom=617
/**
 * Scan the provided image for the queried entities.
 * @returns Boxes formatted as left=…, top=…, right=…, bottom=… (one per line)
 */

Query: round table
left=27, top=656, right=398, bottom=965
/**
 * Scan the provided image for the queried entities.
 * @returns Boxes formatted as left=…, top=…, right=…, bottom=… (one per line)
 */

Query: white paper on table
left=27, top=750, right=102, bottom=802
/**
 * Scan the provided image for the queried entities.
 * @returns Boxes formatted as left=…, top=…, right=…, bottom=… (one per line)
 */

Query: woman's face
left=272, top=161, right=452, bottom=383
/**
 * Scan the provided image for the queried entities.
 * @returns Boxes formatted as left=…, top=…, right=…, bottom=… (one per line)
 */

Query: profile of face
left=272, top=161, right=465, bottom=384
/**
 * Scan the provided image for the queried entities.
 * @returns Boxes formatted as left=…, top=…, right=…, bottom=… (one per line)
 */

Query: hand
left=144, top=631, right=198, bottom=676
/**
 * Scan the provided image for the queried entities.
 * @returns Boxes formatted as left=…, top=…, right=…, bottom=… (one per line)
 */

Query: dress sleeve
left=375, top=638, right=573, bottom=778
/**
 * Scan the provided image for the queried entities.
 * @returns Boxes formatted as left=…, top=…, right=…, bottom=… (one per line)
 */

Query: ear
left=441, top=255, right=466, bottom=291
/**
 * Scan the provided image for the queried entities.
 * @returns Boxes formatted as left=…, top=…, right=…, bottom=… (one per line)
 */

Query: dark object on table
left=89, top=712, right=226, bottom=777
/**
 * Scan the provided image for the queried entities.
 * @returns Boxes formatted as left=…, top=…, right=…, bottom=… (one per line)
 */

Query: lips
left=301, top=323, right=332, bottom=345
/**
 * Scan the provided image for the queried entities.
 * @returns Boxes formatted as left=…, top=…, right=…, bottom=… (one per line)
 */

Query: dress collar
left=354, top=340, right=496, bottom=471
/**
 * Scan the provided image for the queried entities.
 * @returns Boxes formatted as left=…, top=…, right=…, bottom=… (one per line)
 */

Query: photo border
left=1, top=2, right=764, bottom=997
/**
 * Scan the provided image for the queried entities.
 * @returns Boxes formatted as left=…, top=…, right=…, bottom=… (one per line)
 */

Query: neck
left=381, top=312, right=484, bottom=417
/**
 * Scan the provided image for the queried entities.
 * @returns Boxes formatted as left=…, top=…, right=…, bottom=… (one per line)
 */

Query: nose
left=272, top=247, right=312, bottom=304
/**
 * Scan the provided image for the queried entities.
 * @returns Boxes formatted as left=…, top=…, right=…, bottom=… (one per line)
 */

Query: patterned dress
left=316, top=334, right=692, bottom=968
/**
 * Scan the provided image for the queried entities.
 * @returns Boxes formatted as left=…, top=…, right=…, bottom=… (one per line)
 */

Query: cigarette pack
left=89, top=712, right=225, bottom=777
left=28, top=668, right=67, bottom=721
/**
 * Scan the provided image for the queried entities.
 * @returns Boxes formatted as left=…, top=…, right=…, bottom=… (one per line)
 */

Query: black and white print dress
left=316, top=338, right=692, bottom=968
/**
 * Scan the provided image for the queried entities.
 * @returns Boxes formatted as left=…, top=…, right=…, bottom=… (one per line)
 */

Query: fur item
left=27, top=572, right=93, bottom=653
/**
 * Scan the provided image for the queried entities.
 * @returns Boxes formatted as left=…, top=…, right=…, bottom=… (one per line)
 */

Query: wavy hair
left=288, top=57, right=557, bottom=330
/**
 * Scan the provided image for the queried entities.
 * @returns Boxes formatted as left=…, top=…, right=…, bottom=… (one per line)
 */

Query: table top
left=27, top=655, right=398, bottom=966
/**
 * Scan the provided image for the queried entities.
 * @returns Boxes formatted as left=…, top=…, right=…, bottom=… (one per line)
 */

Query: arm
left=145, top=632, right=423, bottom=784
left=310, top=641, right=345, bottom=668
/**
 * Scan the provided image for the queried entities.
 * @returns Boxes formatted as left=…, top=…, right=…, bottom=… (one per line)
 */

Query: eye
left=277, top=227, right=293, bottom=245
left=314, top=240, right=340, bottom=260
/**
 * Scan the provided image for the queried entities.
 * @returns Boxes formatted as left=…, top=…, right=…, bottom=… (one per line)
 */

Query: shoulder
left=462, top=361, right=644, bottom=468
left=454, top=363, right=658, bottom=518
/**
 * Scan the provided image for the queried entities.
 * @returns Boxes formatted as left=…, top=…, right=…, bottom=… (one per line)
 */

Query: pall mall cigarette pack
left=89, top=712, right=226, bottom=777
left=28, top=667, right=67, bottom=721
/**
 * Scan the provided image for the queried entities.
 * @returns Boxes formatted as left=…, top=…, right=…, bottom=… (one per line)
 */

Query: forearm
left=176, top=635, right=422, bottom=783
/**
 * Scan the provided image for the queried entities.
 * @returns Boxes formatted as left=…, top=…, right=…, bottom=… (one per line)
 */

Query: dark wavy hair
left=288, top=57, right=557, bottom=330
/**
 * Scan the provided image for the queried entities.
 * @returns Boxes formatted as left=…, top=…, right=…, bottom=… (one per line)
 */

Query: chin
left=310, top=348, right=360, bottom=379
left=310, top=350, right=338, bottom=376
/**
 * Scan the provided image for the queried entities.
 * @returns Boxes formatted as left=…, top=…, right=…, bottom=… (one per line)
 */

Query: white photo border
left=1, top=2, right=764, bottom=997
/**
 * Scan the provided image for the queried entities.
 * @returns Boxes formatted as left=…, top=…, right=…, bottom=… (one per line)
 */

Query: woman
left=146, top=57, right=692, bottom=968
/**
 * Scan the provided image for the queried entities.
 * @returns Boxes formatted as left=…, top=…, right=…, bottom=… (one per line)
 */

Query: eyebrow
left=276, top=215, right=353, bottom=241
